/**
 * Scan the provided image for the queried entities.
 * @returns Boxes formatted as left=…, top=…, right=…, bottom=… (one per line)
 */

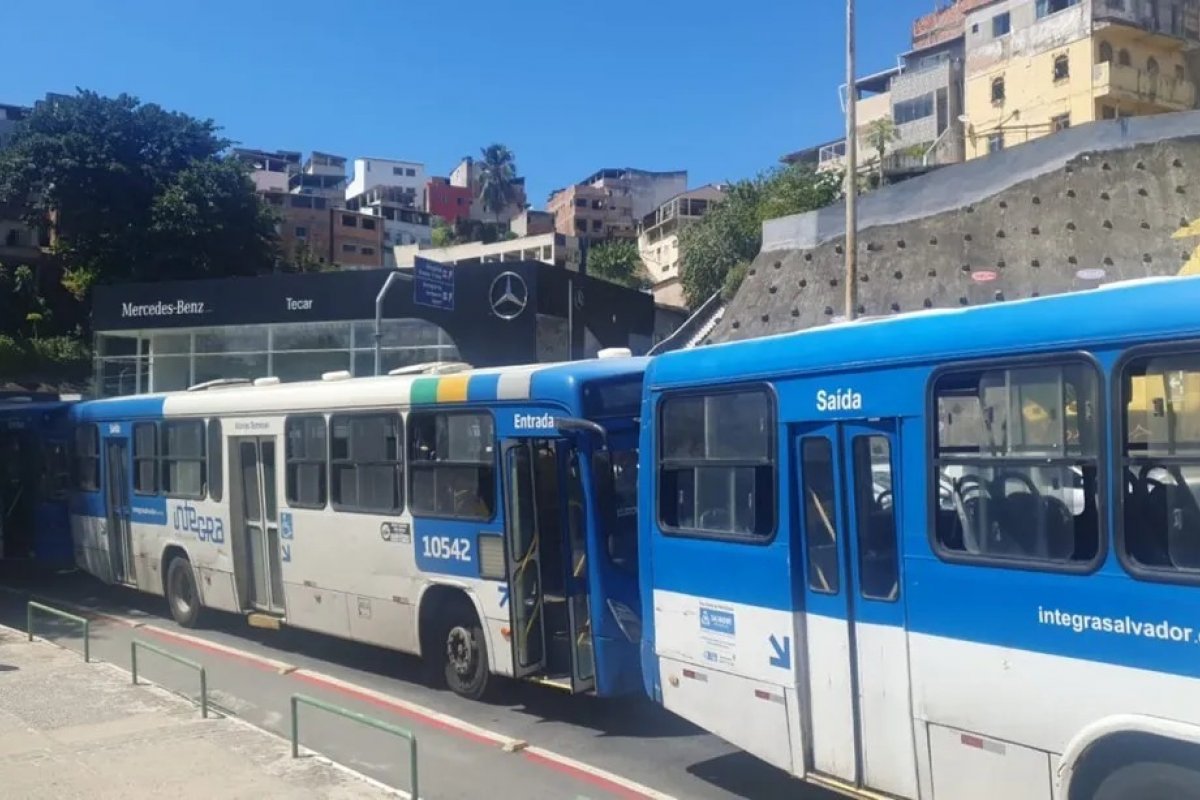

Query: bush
left=0, top=335, right=91, bottom=383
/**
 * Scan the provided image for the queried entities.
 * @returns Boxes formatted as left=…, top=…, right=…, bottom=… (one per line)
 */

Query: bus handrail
left=27, top=600, right=90, bottom=662
left=290, top=693, right=418, bottom=798
left=130, top=639, right=209, bottom=718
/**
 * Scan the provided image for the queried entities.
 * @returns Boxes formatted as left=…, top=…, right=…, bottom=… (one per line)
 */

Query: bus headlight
left=607, top=600, right=642, bottom=643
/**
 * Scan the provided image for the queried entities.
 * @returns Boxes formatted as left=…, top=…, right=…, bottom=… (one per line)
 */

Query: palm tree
left=476, top=144, right=518, bottom=225
left=864, top=117, right=900, bottom=187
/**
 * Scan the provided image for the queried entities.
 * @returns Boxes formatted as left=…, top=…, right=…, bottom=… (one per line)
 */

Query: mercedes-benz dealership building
left=90, top=261, right=682, bottom=397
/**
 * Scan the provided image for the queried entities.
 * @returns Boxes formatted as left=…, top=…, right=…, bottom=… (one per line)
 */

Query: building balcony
left=1093, top=61, right=1196, bottom=112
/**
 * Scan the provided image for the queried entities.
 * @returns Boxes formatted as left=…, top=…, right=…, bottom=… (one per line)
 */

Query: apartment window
left=992, top=12, right=1011, bottom=36
left=341, top=214, right=357, bottom=228
left=1053, top=54, right=1070, bottom=81
left=1119, top=48, right=1132, bottom=67
left=1052, top=113, right=1071, bottom=132
left=133, top=422, right=158, bottom=495
left=456, top=197, right=464, bottom=205
left=405, top=168, right=416, bottom=177
left=894, top=93, right=935, bottom=124
left=361, top=246, right=376, bottom=256
left=991, top=76, right=1006, bottom=103
left=932, top=360, right=1101, bottom=567
left=161, top=420, right=205, bottom=499
left=361, top=218, right=377, bottom=231
left=658, top=388, right=776, bottom=539
left=392, top=166, right=404, bottom=176
left=591, top=219, right=603, bottom=232
left=988, top=132, right=1005, bottom=153
left=1177, top=65, right=1187, bottom=82
left=74, top=424, right=99, bottom=491
left=1036, top=0, right=1079, bottom=19
left=592, top=200, right=603, bottom=210
left=330, top=413, right=403, bottom=514
left=1148, top=57, right=1160, bottom=75
left=1099, top=41, right=1113, bottom=63
left=575, top=219, right=587, bottom=232
left=294, top=226, right=308, bottom=239
left=575, top=198, right=588, bottom=208
left=1102, top=105, right=1118, bottom=120
left=409, top=411, right=496, bottom=520
left=342, top=243, right=358, bottom=253
left=286, top=416, right=327, bottom=508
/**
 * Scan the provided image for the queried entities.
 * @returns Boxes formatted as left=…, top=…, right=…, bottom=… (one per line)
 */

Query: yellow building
left=962, top=0, right=1199, bottom=160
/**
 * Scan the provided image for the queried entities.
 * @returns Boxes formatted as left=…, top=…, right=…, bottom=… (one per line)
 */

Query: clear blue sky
left=3, top=0, right=936, bottom=204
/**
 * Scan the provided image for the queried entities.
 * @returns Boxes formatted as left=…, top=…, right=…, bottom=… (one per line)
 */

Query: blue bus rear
left=0, top=393, right=77, bottom=568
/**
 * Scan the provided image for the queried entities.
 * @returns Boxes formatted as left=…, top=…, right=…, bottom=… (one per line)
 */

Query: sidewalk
left=0, top=623, right=399, bottom=799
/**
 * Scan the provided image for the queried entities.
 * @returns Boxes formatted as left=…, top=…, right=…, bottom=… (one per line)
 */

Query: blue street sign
left=413, top=257, right=455, bottom=311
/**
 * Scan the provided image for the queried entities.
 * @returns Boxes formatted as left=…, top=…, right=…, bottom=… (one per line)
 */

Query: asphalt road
left=0, top=566, right=836, bottom=800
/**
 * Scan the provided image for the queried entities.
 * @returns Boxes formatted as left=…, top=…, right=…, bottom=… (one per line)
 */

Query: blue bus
left=66, top=356, right=645, bottom=700
left=0, top=392, right=77, bottom=568
left=639, top=276, right=1200, bottom=800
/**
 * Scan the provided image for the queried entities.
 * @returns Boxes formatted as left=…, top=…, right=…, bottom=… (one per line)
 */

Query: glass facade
left=95, top=318, right=459, bottom=397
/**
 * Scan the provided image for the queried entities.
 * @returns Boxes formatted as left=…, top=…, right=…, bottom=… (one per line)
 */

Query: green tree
left=679, top=164, right=838, bottom=308
left=476, top=144, right=518, bottom=224
left=864, top=116, right=900, bottom=187
left=0, top=89, right=279, bottom=300
left=586, top=239, right=650, bottom=290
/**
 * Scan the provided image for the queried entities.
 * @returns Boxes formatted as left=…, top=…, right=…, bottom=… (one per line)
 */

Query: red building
left=425, top=177, right=474, bottom=223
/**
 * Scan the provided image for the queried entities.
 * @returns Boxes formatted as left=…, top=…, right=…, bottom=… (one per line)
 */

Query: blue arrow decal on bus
left=499, top=585, right=509, bottom=608
left=769, top=634, right=791, bottom=669
left=281, top=543, right=292, bottom=563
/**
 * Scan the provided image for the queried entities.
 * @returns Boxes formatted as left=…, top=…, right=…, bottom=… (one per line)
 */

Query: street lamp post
left=845, top=0, right=858, bottom=321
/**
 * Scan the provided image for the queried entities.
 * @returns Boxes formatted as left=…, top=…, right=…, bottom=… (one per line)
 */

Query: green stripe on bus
left=410, top=378, right=439, bottom=404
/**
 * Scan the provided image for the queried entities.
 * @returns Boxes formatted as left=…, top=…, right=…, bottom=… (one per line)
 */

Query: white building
left=637, top=184, right=726, bottom=308
left=346, top=157, right=426, bottom=209
left=394, top=232, right=580, bottom=271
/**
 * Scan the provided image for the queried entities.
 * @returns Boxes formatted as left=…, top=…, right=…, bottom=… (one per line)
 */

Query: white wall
left=251, top=170, right=289, bottom=193
left=346, top=158, right=428, bottom=203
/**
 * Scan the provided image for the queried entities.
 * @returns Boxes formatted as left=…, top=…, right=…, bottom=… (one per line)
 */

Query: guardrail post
left=129, top=639, right=208, bottom=719
left=26, top=601, right=91, bottom=663
left=289, top=693, right=418, bottom=798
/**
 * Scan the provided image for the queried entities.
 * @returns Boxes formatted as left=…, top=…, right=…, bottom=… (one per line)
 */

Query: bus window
left=408, top=411, right=495, bottom=520
left=74, top=424, right=100, bottom=491
left=42, top=440, right=71, bottom=500
left=162, top=420, right=205, bottom=499
left=207, top=419, right=223, bottom=502
left=133, top=422, right=158, bottom=495
left=658, top=388, right=775, bottom=539
left=330, top=413, right=403, bottom=514
left=853, top=436, right=898, bottom=601
left=285, top=416, right=327, bottom=508
left=801, top=437, right=840, bottom=593
left=593, top=448, right=638, bottom=573
left=1122, top=351, right=1200, bottom=574
left=933, top=361, right=1101, bottom=565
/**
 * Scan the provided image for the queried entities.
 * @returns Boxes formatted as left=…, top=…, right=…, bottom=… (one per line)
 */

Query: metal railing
left=290, top=693, right=419, bottom=798
left=26, top=601, right=90, bottom=662
left=131, top=639, right=209, bottom=718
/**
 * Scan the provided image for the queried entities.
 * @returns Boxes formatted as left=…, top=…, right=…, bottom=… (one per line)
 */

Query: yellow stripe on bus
left=436, top=375, right=470, bottom=403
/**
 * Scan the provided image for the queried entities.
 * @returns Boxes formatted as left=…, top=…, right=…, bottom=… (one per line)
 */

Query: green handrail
left=27, top=601, right=90, bottom=662
left=290, top=693, right=418, bottom=798
left=130, top=639, right=208, bottom=719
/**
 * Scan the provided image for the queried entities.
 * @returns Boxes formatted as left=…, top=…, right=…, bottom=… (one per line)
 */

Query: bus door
left=501, top=437, right=595, bottom=691
left=232, top=436, right=284, bottom=615
left=103, top=437, right=135, bottom=584
left=0, top=428, right=37, bottom=560
left=794, top=419, right=916, bottom=799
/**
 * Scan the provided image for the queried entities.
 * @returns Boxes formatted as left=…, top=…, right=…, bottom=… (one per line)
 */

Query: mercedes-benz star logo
left=489, top=271, right=528, bottom=320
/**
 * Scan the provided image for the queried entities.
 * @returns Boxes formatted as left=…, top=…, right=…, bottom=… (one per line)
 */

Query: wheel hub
left=446, top=625, right=476, bottom=676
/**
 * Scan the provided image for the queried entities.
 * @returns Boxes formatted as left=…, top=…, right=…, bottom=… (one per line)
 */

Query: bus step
left=247, top=612, right=284, bottom=630
left=528, top=674, right=572, bottom=692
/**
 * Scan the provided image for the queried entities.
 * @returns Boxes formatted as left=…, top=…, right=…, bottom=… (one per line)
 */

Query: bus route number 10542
left=422, top=535, right=473, bottom=562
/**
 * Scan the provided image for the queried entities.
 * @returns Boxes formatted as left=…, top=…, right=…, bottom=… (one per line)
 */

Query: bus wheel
left=166, top=556, right=203, bottom=629
left=441, top=609, right=491, bottom=700
left=1093, top=761, right=1200, bottom=800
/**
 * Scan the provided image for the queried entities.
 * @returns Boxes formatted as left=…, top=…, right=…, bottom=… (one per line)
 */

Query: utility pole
left=845, top=0, right=858, bottom=321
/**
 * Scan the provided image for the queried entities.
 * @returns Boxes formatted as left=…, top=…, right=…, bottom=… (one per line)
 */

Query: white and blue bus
left=67, top=356, right=645, bottom=699
left=639, top=276, right=1200, bottom=800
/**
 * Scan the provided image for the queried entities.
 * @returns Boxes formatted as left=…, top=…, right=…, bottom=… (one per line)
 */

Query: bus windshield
left=593, top=447, right=638, bottom=574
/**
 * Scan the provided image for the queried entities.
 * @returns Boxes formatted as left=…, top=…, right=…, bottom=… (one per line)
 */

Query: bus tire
left=437, top=606, right=491, bottom=700
left=165, top=556, right=203, bottom=629
left=1092, top=761, right=1200, bottom=800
